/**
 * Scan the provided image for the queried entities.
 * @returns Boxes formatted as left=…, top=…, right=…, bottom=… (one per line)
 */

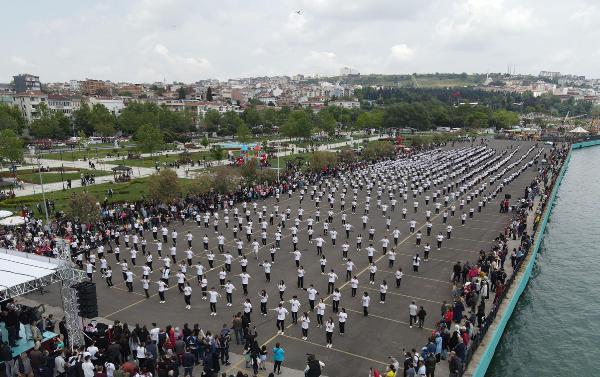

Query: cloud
left=2, top=0, right=600, bottom=81
left=303, top=51, right=339, bottom=75
left=57, top=47, right=72, bottom=59
left=390, top=44, right=415, bottom=62
left=10, top=56, right=28, bottom=67
left=153, top=44, right=211, bottom=71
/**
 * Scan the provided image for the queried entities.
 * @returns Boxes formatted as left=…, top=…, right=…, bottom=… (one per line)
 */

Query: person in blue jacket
left=272, top=342, right=285, bottom=375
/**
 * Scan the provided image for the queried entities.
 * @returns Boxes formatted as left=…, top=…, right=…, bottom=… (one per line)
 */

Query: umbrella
left=0, top=216, right=25, bottom=226
left=0, top=210, right=13, bottom=219
left=568, top=126, right=589, bottom=134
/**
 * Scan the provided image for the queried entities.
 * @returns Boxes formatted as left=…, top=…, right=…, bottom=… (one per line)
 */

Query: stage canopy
left=0, top=249, right=64, bottom=301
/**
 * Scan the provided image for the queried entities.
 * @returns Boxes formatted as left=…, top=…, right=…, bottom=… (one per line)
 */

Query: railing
left=456, top=152, right=568, bottom=376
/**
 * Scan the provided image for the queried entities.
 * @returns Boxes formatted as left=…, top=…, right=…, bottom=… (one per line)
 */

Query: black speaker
left=74, top=282, right=98, bottom=318
left=504, top=194, right=511, bottom=199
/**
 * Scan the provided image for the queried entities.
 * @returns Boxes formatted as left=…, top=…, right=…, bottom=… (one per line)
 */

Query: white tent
left=0, top=210, right=13, bottom=219
left=0, top=249, right=64, bottom=301
left=0, top=216, right=25, bottom=226
left=569, top=126, right=589, bottom=134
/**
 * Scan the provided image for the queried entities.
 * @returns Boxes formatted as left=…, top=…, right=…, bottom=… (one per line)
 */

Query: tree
left=489, top=109, right=519, bottom=129
left=76, top=130, right=88, bottom=151
left=0, top=104, right=26, bottom=134
left=236, top=122, right=251, bottom=142
left=242, top=107, right=261, bottom=130
left=118, top=102, right=160, bottom=135
left=90, top=103, right=116, bottom=136
left=221, top=111, right=245, bottom=136
left=259, top=108, right=282, bottom=132
left=177, top=87, right=187, bottom=100
left=206, top=87, right=213, bottom=101
left=72, top=102, right=94, bottom=135
left=355, top=112, right=372, bottom=130
left=239, top=158, right=259, bottom=184
left=64, top=192, right=100, bottom=223
left=30, top=103, right=71, bottom=139
left=212, top=166, right=240, bottom=194
left=203, top=110, right=221, bottom=133
left=187, top=172, right=214, bottom=196
left=0, top=129, right=24, bottom=164
left=280, top=111, right=312, bottom=139
left=383, top=102, right=432, bottom=130
left=362, top=140, right=395, bottom=160
left=210, top=146, right=224, bottom=160
left=308, top=151, right=338, bottom=172
left=316, top=111, right=336, bottom=135
left=147, top=168, right=181, bottom=203
left=337, top=147, right=356, bottom=163
left=136, top=124, right=164, bottom=155
left=201, top=136, right=210, bottom=147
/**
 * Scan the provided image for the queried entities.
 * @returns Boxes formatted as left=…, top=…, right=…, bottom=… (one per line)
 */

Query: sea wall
left=466, top=141, right=596, bottom=377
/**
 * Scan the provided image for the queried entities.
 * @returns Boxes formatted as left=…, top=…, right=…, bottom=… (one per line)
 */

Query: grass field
left=0, top=169, right=111, bottom=185
left=0, top=178, right=151, bottom=212
left=106, top=150, right=228, bottom=168
left=39, top=148, right=134, bottom=161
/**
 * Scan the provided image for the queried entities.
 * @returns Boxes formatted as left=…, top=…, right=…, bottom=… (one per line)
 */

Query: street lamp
left=36, top=156, right=50, bottom=224
left=60, top=150, right=65, bottom=191
left=277, top=143, right=280, bottom=183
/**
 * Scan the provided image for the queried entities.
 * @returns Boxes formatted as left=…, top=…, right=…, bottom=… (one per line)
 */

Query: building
left=328, top=100, right=360, bottom=109
left=339, top=67, right=359, bottom=76
left=13, top=91, right=47, bottom=123
left=81, top=79, right=113, bottom=96
left=118, top=84, right=144, bottom=97
left=539, top=71, right=561, bottom=79
left=87, top=97, right=125, bottom=116
left=159, top=100, right=241, bottom=118
left=13, top=74, right=41, bottom=93
left=47, top=94, right=81, bottom=117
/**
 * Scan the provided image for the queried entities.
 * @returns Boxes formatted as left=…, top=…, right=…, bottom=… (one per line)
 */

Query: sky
left=3, top=0, right=600, bottom=83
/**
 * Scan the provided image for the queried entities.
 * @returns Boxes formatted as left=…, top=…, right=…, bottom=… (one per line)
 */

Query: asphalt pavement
left=26, top=139, right=547, bottom=377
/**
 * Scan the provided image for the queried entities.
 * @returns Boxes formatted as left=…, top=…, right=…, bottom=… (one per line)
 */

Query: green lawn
left=16, top=170, right=110, bottom=185
left=294, top=136, right=349, bottom=148
left=0, top=175, right=200, bottom=213
left=39, top=148, right=134, bottom=161
left=108, top=150, right=239, bottom=168
left=0, top=178, right=151, bottom=212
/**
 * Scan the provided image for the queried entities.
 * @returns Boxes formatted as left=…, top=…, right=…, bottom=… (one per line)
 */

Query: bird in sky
left=296, top=10, right=302, bottom=15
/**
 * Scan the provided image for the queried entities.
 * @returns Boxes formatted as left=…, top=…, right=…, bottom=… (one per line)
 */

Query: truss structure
left=0, top=244, right=86, bottom=348
left=55, top=239, right=86, bottom=348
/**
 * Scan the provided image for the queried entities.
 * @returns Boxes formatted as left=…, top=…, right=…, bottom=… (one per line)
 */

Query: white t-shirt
left=276, top=307, right=288, bottom=320
left=325, top=321, right=335, bottom=333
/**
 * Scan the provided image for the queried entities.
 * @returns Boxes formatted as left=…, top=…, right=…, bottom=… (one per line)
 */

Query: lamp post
left=36, top=156, right=50, bottom=224
left=60, top=150, right=65, bottom=191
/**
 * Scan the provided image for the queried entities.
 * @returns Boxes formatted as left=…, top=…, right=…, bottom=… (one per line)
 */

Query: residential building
left=88, top=97, right=125, bottom=116
left=47, top=94, right=81, bottom=117
left=328, top=100, right=360, bottom=109
left=13, top=74, right=41, bottom=93
left=81, top=79, right=113, bottom=96
left=539, top=71, right=561, bottom=79
left=13, top=91, right=47, bottom=122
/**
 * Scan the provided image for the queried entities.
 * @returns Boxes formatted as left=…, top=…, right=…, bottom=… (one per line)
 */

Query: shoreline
left=465, top=138, right=600, bottom=377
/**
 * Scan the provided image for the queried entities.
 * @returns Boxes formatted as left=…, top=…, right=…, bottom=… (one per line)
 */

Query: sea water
left=487, top=146, right=600, bottom=376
